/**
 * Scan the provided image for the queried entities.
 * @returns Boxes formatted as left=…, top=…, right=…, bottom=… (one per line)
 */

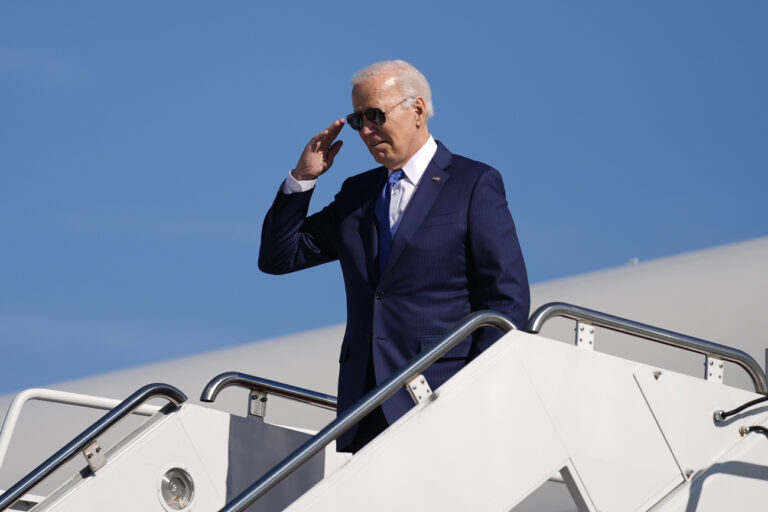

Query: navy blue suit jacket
left=259, top=141, right=529, bottom=451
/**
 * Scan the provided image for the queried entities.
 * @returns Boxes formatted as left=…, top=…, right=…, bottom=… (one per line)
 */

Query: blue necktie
left=375, top=169, right=404, bottom=273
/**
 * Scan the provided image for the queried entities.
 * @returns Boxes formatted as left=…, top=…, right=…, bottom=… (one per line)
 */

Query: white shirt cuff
left=282, top=171, right=317, bottom=194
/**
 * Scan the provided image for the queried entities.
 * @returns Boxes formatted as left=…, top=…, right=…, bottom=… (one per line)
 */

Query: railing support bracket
left=82, top=440, right=106, bottom=472
left=406, top=374, right=434, bottom=405
left=706, top=355, right=724, bottom=384
left=249, top=391, right=268, bottom=420
left=575, top=321, right=595, bottom=350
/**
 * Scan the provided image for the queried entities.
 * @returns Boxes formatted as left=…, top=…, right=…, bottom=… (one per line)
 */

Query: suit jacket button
left=375, top=291, right=384, bottom=300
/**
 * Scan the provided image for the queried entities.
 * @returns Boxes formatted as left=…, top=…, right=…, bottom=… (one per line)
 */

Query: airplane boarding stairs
left=2, top=303, right=768, bottom=511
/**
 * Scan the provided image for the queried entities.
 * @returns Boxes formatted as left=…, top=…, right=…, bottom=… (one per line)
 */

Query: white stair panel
left=286, top=333, right=590, bottom=512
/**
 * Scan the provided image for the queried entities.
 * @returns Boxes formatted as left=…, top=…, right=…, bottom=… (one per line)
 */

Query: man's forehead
left=352, top=73, right=400, bottom=103
left=379, top=75, right=398, bottom=90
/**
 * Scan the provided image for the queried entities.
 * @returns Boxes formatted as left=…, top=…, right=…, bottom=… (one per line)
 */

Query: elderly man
left=259, top=60, right=529, bottom=452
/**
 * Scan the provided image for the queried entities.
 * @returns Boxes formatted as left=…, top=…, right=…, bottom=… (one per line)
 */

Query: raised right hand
left=292, top=119, right=345, bottom=181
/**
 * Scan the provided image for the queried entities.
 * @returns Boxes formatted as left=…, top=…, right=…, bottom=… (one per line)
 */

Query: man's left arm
left=466, top=168, right=531, bottom=333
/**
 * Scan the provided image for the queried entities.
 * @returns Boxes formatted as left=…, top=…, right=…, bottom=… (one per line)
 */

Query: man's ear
left=413, top=97, right=427, bottom=127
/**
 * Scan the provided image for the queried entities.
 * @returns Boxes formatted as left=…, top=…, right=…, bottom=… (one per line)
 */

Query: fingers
left=295, top=119, right=345, bottom=180
left=327, top=139, right=343, bottom=164
left=326, top=118, right=345, bottom=140
left=311, top=118, right=345, bottom=149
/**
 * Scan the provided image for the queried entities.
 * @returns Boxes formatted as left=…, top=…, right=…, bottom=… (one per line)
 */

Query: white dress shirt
left=282, top=135, right=438, bottom=232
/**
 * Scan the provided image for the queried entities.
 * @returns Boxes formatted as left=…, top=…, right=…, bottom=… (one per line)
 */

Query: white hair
left=351, top=60, right=434, bottom=118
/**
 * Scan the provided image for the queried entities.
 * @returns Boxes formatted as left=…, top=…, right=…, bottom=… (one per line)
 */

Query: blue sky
left=1, top=2, right=766, bottom=394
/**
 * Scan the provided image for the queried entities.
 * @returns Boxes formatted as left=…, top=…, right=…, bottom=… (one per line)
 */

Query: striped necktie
left=374, top=169, right=404, bottom=273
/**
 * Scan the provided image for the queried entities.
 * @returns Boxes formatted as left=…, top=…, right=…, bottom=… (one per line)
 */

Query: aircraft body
left=1, top=236, right=767, bottom=510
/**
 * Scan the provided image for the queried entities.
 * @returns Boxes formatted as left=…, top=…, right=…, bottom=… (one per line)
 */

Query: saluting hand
left=292, top=119, right=345, bottom=181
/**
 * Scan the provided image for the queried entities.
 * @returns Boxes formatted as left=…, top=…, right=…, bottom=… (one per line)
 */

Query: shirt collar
left=388, top=135, right=437, bottom=186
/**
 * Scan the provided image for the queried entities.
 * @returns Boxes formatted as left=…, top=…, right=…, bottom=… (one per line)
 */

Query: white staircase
left=283, top=330, right=768, bottom=511
left=3, top=305, right=768, bottom=511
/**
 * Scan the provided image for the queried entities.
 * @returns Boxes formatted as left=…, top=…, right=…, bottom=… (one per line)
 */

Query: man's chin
left=369, top=150, right=392, bottom=168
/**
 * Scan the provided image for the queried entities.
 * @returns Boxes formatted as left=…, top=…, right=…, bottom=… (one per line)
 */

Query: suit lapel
left=360, top=168, right=388, bottom=285
left=381, top=143, right=453, bottom=277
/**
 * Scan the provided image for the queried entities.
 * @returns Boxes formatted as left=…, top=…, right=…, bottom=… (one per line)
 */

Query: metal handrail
left=0, top=388, right=160, bottom=471
left=220, top=310, right=515, bottom=512
left=527, top=301, right=768, bottom=395
left=200, top=372, right=337, bottom=410
left=0, top=383, right=187, bottom=511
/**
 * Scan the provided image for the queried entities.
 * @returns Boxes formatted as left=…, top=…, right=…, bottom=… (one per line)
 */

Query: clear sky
left=1, top=2, right=766, bottom=394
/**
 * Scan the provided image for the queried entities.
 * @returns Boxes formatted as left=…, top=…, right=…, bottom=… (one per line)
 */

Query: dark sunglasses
left=346, top=97, right=413, bottom=131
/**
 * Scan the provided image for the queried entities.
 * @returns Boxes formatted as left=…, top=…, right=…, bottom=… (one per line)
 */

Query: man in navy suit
left=259, top=60, right=529, bottom=452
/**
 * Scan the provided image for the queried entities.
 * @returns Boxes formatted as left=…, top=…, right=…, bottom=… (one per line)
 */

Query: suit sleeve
left=258, top=185, right=339, bottom=275
left=466, top=168, right=531, bottom=332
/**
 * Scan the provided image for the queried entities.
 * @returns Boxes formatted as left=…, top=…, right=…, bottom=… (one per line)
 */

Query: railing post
left=0, top=384, right=186, bottom=511
left=200, top=372, right=337, bottom=416
left=219, top=310, right=515, bottom=512
left=527, top=301, right=768, bottom=394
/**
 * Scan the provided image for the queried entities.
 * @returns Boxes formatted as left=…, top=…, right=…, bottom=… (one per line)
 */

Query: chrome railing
left=200, top=372, right=337, bottom=416
left=0, top=383, right=187, bottom=511
left=0, top=388, right=160, bottom=471
left=220, top=310, right=516, bottom=512
left=527, top=301, right=768, bottom=394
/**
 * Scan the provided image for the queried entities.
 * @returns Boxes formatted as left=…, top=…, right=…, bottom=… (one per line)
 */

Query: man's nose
left=360, top=118, right=377, bottom=136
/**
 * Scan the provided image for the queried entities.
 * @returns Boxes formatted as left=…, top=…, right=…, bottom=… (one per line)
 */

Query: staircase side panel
left=286, top=334, right=585, bottom=512
left=512, top=334, right=684, bottom=511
